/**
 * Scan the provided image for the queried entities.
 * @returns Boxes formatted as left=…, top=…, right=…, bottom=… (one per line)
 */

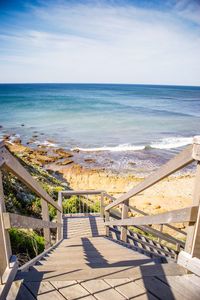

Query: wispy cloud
left=0, top=0, right=200, bottom=84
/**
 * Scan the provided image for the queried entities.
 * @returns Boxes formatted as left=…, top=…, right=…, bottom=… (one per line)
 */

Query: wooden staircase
left=63, top=215, right=105, bottom=239
left=7, top=217, right=200, bottom=300
left=1, top=140, right=200, bottom=299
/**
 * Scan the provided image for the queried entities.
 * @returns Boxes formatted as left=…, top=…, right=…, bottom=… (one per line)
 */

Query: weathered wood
left=0, top=146, right=61, bottom=211
left=105, top=206, right=198, bottom=227
left=0, top=171, right=12, bottom=284
left=57, top=192, right=63, bottom=241
left=178, top=251, right=200, bottom=276
left=41, top=199, right=51, bottom=249
left=105, top=144, right=193, bottom=211
left=185, top=143, right=200, bottom=256
left=190, top=144, right=200, bottom=257
left=0, top=256, right=18, bottom=300
left=129, top=205, right=187, bottom=236
left=2, top=212, right=61, bottom=229
left=120, top=200, right=129, bottom=242
left=100, top=192, right=104, bottom=218
left=135, top=225, right=185, bottom=247
left=105, top=211, right=110, bottom=237
left=61, top=190, right=104, bottom=195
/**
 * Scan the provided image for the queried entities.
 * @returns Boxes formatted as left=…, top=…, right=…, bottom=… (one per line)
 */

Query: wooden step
left=16, top=263, right=185, bottom=281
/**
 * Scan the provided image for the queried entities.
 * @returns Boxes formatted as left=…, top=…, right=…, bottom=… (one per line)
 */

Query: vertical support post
left=120, top=199, right=129, bottom=242
left=41, top=199, right=51, bottom=250
left=100, top=192, right=104, bottom=218
left=158, top=224, right=163, bottom=243
left=57, top=192, right=63, bottom=241
left=105, top=210, right=110, bottom=237
left=185, top=136, right=200, bottom=257
left=0, top=170, right=12, bottom=284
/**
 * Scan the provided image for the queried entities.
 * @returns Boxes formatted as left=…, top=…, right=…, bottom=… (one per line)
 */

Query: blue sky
left=0, top=0, right=200, bottom=85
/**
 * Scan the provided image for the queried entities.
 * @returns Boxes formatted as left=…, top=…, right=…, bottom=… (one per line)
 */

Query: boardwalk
left=7, top=216, right=200, bottom=300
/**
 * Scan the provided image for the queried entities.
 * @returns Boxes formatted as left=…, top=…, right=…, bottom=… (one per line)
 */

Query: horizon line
left=0, top=82, right=200, bottom=88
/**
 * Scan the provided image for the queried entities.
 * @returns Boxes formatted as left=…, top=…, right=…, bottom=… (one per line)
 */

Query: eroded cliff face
left=60, top=163, right=142, bottom=194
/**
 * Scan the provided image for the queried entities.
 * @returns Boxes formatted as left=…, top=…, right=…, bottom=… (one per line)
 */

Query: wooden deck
left=7, top=217, right=200, bottom=300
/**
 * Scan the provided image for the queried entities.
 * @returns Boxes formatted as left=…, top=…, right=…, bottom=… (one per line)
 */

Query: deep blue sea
left=0, top=83, right=200, bottom=173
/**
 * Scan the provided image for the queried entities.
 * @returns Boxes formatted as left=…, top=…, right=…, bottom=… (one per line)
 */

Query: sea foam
left=72, top=137, right=193, bottom=152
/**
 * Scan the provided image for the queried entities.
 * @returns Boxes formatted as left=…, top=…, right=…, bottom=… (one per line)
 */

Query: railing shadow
left=88, top=215, right=99, bottom=237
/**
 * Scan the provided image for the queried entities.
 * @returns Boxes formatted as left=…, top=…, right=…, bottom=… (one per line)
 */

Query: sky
left=0, top=0, right=200, bottom=85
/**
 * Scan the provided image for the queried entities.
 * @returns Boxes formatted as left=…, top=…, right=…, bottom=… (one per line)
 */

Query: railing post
left=185, top=136, right=200, bottom=258
left=0, top=170, right=12, bottom=284
left=120, top=199, right=129, bottom=242
left=105, top=210, right=110, bottom=237
left=41, top=199, right=51, bottom=249
left=57, top=192, right=63, bottom=241
left=100, top=192, right=104, bottom=218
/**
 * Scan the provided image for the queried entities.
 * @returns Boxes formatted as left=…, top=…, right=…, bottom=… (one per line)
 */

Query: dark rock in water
left=21, top=124, right=25, bottom=127
left=144, top=145, right=152, bottom=150
left=0, top=125, right=3, bottom=129
left=72, top=148, right=80, bottom=153
left=128, top=162, right=136, bottom=166
left=40, top=133, right=45, bottom=135
left=84, top=158, right=96, bottom=163
left=13, top=138, right=22, bottom=144
left=3, top=134, right=10, bottom=140
left=32, top=135, right=38, bottom=138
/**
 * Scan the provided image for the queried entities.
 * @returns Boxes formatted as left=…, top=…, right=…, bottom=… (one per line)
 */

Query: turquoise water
left=0, top=83, right=200, bottom=150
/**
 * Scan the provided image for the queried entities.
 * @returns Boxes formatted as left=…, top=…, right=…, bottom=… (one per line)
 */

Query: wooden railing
left=0, top=142, right=62, bottom=298
left=104, top=136, right=200, bottom=274
left=58, top=190, right=105, bottom=217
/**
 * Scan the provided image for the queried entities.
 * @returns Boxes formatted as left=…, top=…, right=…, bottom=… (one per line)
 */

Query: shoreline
left=1, top=134, right=196, bottom=239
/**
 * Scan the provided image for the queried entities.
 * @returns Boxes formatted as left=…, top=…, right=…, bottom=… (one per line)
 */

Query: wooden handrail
left=59, top=189, right=105, bottom=217
left=105, top=144, right=193, bottom=211
left=105, top=206, right=198, bottom=227
left=3, top=213, right=62, bottom=230
left=129, top=205, right=187, bottom=236
left=0, top=145, right=61, bottom=212
left=0, top=143, right=63, bottom=298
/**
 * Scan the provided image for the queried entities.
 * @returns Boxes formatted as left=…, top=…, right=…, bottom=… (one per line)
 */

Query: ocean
left=0, top=83, right=200, bottom=174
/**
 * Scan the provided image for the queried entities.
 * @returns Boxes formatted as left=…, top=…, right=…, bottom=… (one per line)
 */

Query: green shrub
left=63, top=195, right=100, bottom=214
left=9, top=228, right=44, bottom=263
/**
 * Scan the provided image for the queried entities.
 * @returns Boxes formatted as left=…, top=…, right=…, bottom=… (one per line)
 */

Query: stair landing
left=7, top=217, right=200, bottom=300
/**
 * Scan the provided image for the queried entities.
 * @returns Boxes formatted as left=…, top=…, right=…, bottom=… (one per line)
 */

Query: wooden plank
left=105, top=144, right=193, bottom=211
left=129, top=205, right=187, bottom=236
left=177, top=251, right=200, bottom=276
left=105, top=211, right=110, bottom=237
left=57, top=192, right=63, bottom=241
left=0, top=171, right=12, bottom=284
left=17, top=262, right=185, bottom=281
left=105, top=206, right=198, bottom=227
left=1, top=146, right=61, bottom=211
left=135, top=276, right=183, bottom=300
left=135, top=225, right=185, bottom=247
left=100, top=193, right=104, bottom=218
left=0, top=256, right=18, bottom=300
left=61, top=190, right=104, bottom=195
left=120, top=200, right=129, bottom=242
left=24, top=281, right=66, bottom=300
left=158, top=275, right=200, bottom=300
left=41, top=199, right=51, bottom=249
left=185, top=161, right=200, bottom=255
left=7, top=281, right=36, bottom=300
left=3, top=212, right=61, bottom=229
